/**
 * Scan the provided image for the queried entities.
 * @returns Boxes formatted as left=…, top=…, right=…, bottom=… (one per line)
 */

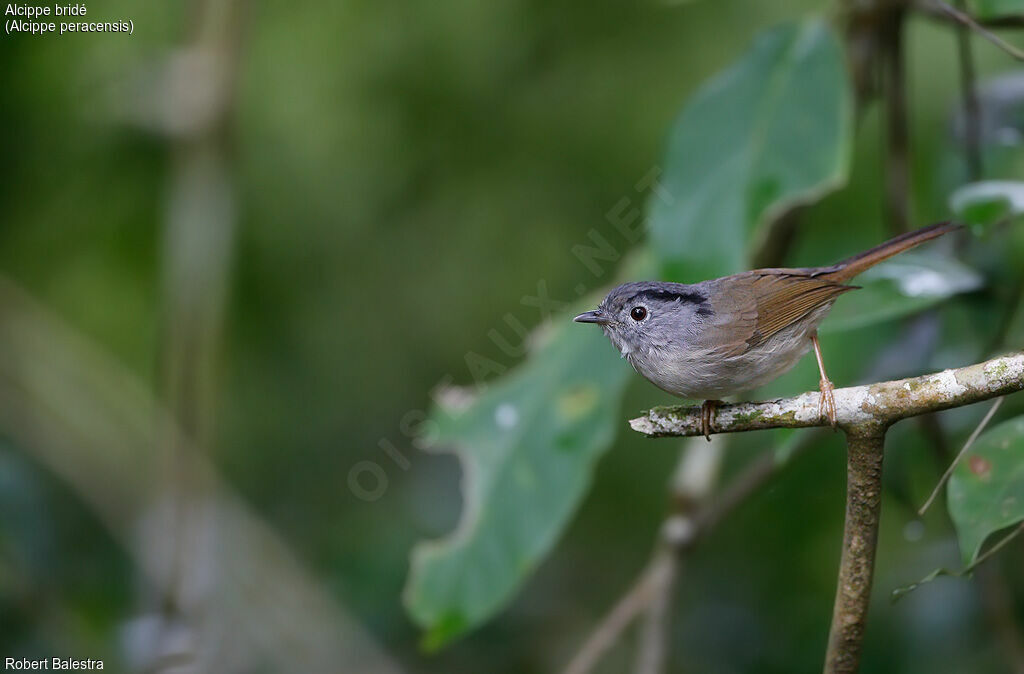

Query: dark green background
left=1, top=1, right=1022, bottom=672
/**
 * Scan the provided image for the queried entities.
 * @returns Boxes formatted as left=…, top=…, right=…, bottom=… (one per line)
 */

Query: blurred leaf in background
left=968, top=0, right=1024, bottom=20
left=404, top=310, right=630, bottom=648
left=950, top=180, right=1024, bottom=227
left=649, top=17, right=851, bottom=282
left=821, top=250, right=984, bottom=333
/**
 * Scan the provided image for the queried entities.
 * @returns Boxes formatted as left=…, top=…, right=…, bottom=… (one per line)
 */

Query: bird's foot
left=700, top=400, right=723, bottom=441
left=818, top=378, right=837, bottom=428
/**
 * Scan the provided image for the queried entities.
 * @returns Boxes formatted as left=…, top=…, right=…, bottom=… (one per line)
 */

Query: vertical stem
left=954, top=0, right=983, bottom=180
left=882, top=5, right=910, bottom=234
left=824, top=427, right=887, bottom=674
left=151, top=0, right=246, bottom=661
left=633, top=551, right=680, bottom=674
left=634, top=437, right=725, bottom=674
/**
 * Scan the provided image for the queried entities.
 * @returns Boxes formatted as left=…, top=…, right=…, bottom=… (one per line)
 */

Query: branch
left=634, top=439, right=723, bottom=674
left=562, top=434, right=818, bottom=674
left=632, top=548, right=681, bottom=674
left=630, top=352, right=1024, bottom=438
left=562, top=556, right=668, bottom=674
left=916, top=0, right=1024, bottom=60
left=953, top=0, right=984, bottom=179
left=882, top=5, right=911, bottom=234
left=824, top=428, right=886, bottom=674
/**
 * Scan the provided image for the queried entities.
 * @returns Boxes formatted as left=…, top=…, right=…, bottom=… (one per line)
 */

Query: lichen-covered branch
left=916, top=0, right=1024, bottom=60
left=630, top=351, right=1024, bottom=438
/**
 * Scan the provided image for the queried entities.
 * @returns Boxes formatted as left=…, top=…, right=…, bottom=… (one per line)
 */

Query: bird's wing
left=702, top=270, right=856, bottom=357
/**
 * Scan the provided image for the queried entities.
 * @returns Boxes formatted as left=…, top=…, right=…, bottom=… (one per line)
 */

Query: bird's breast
left=629, top=312, right=824, bottom=399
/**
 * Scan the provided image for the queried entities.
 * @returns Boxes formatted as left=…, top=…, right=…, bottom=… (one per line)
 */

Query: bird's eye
left=630, top=306, right=648, bottom=321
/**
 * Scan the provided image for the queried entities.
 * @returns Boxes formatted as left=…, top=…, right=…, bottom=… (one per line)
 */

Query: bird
left=573, top=222, right=961, bottom=439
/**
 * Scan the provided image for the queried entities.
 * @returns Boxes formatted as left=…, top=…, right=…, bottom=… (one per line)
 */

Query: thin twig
left=563, top=560, right=667, bottom=674
left=562, top=435, right=818, bottom=674
left=633, top=551, right=682, bottom=674
left=917, top=0, right=1024, bottom=61
left=893, top=524, right=1024, bottom=600
left=953, top=0, right=984, bottom=180
left=634, top=437, right=725, bottom=674
left=883, top=5, right=911, bottom=234
left=918, top=396, right=1004, bottom=515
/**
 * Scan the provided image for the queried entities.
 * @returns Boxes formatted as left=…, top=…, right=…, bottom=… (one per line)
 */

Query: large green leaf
left=948, top=415, right=1024, bottom=564
left=969, top=0, right=1024, bottom=19
left=648, top=18, right=852, bottom=282
left=820, top=250, right=983, bottom=333
left=404, top=257, right=652, bottom=648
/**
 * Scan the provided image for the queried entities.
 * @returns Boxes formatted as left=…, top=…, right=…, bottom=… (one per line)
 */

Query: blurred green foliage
left=649, top=18, right=851, bottom=283
left=971, top=0, right=1024, bottom=20
left=0, top=0, right=1023, bottom=672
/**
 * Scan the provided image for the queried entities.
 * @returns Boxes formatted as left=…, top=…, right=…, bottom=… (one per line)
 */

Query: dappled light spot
left=902, top=520, right=924, bottom=542
left=494, top=403, right=519, bottom=430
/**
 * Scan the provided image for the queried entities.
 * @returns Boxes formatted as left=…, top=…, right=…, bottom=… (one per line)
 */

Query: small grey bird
left=574, top=222, right=960, bottom=438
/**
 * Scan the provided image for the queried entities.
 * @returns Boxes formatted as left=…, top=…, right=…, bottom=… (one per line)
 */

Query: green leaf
left=648, top=18, right=852, bottom=282
left=948, top=415, right=1024, bottom=564
left=404, top=255, right=653, bottom=648
left=820, top=250, right=984, bottom=333
left=950, top=180, right=1024, bottom=228
left=969, top=0, right=1024, bottom=20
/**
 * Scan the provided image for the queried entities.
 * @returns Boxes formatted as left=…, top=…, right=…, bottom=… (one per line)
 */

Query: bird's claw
left=700, top=400, right=722, bottom=441
left=818, top=378, right=837, bottom=428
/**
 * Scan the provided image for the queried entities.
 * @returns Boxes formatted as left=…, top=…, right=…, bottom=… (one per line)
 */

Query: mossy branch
left=630, top=352, right=1024, bottom=438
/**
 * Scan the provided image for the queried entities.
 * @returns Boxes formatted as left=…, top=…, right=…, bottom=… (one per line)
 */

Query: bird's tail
left=823, top=221, right=962, bottom=282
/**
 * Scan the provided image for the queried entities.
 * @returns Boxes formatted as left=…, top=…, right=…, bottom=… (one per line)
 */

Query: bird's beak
left=573, top=310, right=610, bottom=325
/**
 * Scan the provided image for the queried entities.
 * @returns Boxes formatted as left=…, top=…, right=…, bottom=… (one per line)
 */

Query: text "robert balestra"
left=5, top=659, right=103, bottom=670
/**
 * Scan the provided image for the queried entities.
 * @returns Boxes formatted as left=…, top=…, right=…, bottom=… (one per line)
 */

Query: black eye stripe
left=632, top=289, right=706, bottom=305
left=630, top=306, right=647, bottom=321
